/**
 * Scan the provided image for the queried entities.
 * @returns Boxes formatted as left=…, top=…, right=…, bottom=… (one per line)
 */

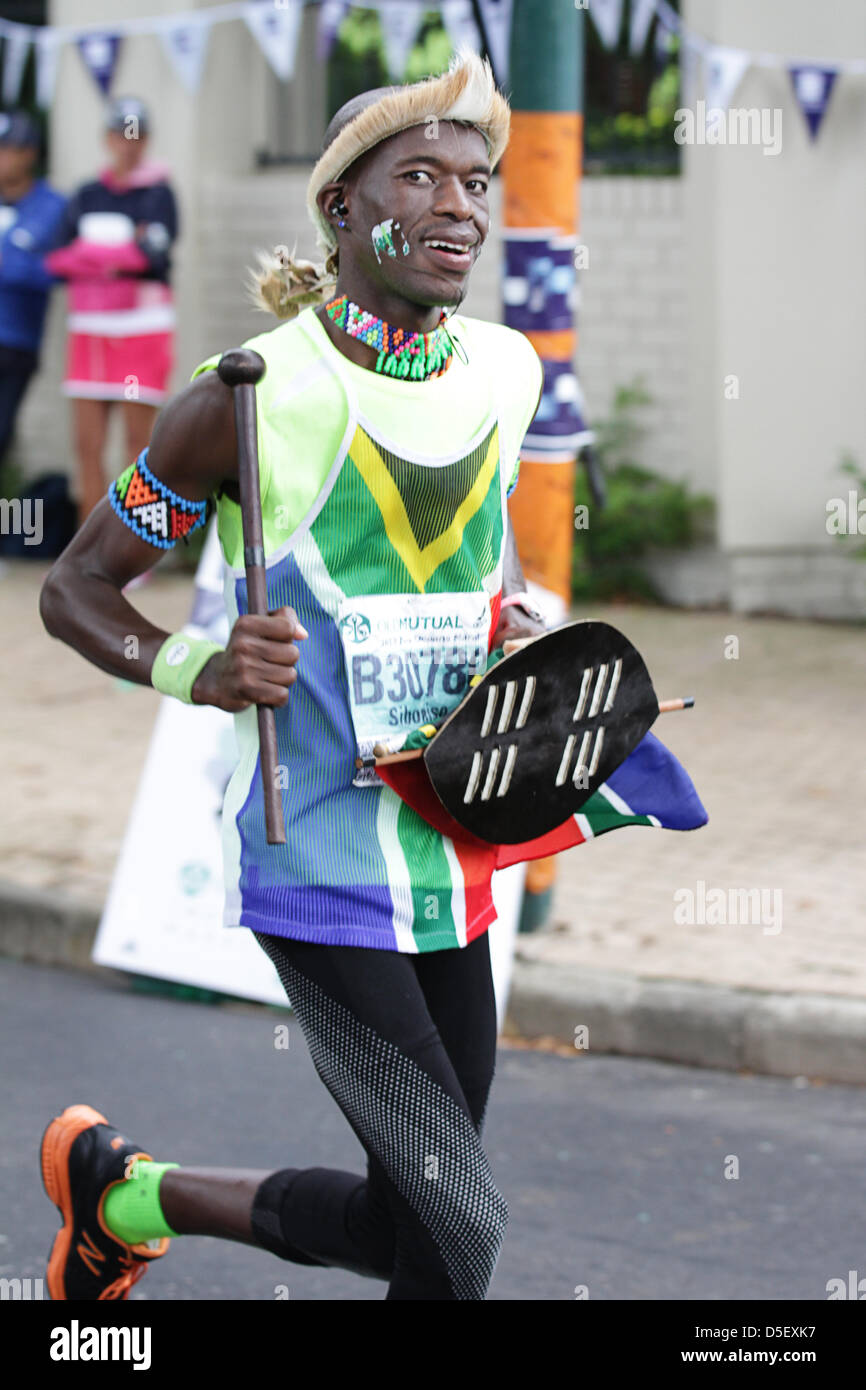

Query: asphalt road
left=2, top=959, right=864, bottom=1303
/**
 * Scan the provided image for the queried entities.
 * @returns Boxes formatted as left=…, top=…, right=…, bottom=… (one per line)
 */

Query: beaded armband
left=109, top=448, right=209, bottom=550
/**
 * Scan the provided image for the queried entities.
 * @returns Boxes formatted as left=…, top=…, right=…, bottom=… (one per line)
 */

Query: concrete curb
left=2, top=879, right=865, bottom=1084
left=505, top=956, right=866, bottom=1085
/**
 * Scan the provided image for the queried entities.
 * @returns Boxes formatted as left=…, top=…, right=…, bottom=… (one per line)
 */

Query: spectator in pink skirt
left=45, top=97, right=178, bottom=524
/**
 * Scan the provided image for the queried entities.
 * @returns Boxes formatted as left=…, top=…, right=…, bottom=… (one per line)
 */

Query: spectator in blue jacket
left=0, top=110, right=66, bottom=466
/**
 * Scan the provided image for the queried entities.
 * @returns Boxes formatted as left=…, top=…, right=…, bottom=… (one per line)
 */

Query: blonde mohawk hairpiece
left=250, top=49, right=511, bottom=320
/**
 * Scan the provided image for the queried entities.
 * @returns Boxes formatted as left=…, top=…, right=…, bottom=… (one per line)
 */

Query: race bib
left=338, top=592, right=490, bottom=788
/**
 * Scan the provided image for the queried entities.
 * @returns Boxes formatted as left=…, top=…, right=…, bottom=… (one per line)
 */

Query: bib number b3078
left=338, top=592, right=490, bottom=787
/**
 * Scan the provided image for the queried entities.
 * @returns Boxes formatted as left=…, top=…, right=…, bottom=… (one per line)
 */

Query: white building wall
left=683, top=0, right=866, bottom=615
left=11, top=0, right=865, bottom=619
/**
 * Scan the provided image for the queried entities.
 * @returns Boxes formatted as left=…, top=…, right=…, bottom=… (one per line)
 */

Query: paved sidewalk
left=2, top=559, right=865, bottom=1076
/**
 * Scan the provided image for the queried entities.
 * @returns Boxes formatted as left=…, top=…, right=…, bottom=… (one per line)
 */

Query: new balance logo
left=76, top=1230, right=106, bottom=1278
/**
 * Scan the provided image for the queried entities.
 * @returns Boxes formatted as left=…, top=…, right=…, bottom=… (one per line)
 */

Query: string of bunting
left=0, top=1, right=490, bottom=107
left=0, top=0, right=862, bottom=142
left=590, top=0, right=866, bottom=142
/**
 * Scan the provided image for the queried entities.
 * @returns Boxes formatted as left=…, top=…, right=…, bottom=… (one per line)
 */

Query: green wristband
left=151, top=632, right=224, bottom=704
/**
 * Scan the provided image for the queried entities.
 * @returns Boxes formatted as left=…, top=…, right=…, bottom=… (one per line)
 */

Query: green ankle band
left=151, top=632, right=224, bottom=703
left=103, top=1160, right=181, bottom=1244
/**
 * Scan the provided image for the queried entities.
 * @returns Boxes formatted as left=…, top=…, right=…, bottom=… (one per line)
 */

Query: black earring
left=333, top=201, right=348, bottom=227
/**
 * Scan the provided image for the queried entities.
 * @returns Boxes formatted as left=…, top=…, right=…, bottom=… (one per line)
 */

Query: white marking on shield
left=603, top=659, right=622, bottom=713
left=573, top=667, right=592, bottom=720
left=497, top=744, right=518, bottom=796
left=573, top=730, right=592, bottom=785
left=587, top=726, right=605, bottom=776
left=588, top=664, right=609, bottom=718
left=497, top=680, right=518, bottom=733
left=480, top=687, right=499, bottom=737
left=515, top=675, right=536, bottom=728
left=555, top=734, right=576, bottom=786
left=480, top=747, right=501, bottom=801
left=464, top=751, right=484, bottom=803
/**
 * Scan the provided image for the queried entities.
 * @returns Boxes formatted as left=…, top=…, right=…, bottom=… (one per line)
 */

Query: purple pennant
left=789, top=65, right=838, bottom=141
left=76, top=32, right=121, bottom=96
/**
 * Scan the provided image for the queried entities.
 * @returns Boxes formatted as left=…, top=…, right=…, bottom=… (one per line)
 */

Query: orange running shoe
left=41, top=1104, right=170, bottom=1301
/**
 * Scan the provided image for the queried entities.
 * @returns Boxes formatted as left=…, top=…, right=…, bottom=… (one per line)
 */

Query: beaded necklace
left=324, top=293, right=454, bottom=381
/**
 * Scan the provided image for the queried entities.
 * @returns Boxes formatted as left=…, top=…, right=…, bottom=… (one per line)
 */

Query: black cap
left=105, top=96, right=150, bottom=137
left=0, top=111, right=41, bottom=148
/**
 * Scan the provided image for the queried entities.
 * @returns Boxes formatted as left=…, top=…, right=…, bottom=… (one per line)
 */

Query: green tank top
left=192, top=305, right=543, bottom=952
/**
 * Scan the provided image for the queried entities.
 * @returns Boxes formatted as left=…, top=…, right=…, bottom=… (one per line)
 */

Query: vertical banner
left=789, top=65, right=838, bottom=141
left=2, top=24, right=32, bottom=107
left=159, top=16, right=213, bottom=94
left=369, top=0, right=423, bottom=82
left=91, top=523, right=288, bottom=1006
left=76, top=31, right=122, bottom=96
left=243, top=0, right=304, bottom=82
left=476, top=0, right=514, bottom=87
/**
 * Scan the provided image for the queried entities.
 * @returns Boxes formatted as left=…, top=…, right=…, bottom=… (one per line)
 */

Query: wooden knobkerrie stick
left=217, top=348, right=286, bottom=847
left=355, top=620, right=696, bottom=845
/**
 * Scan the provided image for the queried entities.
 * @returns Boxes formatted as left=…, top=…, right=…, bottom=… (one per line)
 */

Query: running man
left=38, top=53, right=548, bottom=1301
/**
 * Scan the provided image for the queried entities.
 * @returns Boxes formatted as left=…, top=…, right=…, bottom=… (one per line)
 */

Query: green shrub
left=572, top=379, right=715, bottom=601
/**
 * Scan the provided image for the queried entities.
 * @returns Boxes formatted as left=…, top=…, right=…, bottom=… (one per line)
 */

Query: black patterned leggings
left=249, top=928, right=507, bottom=1300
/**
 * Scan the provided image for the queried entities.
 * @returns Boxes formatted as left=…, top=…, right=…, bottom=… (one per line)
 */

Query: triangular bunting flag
left=440, top=0, right=482, bottom=57
left=789, top=65, right=838, bottom=141
left=159, top=16, right=212, bottom=94
left=35, top=30, right=62, bottom=110
left=76, top=32, right=121, bottom=97
left=476, top=0, right=513, bottom=85
left=243, top=0, right=304, bottom=83
left=677, top=33, right=703, bottom=109
left=316, top=0, right=348, bottom=62
left=369, top=0, right=423, bottom=82
left=703, top=44, right=749, bottom=131
left=589, top=0, right=623, bottom=51
left=629, top=0, right=656, bottom=57
left=2, top=24, right=31, bottom=107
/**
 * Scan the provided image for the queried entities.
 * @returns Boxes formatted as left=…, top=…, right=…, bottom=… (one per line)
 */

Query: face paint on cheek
left=371, top=218, right=398, bottom=263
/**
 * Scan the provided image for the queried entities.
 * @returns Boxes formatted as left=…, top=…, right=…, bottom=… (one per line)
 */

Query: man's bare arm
left=39, top=370, right=305, bottom=712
